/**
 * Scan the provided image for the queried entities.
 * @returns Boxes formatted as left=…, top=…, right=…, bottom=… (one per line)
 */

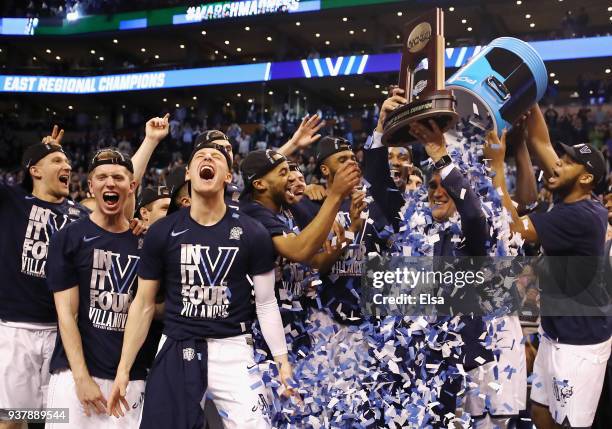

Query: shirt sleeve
left=47, top=226, right=79, bottom=292
left=245, top=219, right=276, bottom=276
left=242, top=203, right=291, bottom=237
left=137, top=222, right=167, bottom=280
left=529, top=205, right=577, bottom=253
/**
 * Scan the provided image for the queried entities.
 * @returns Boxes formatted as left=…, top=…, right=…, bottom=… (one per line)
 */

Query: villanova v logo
left=180, top=244, right=239, bottom=287
left=91, top=249, right=140, bottom=294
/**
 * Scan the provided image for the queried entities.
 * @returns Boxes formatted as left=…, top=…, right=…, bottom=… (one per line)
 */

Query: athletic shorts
left=530, top=332, right=611, bottom=427
left=140, top=334, right=271, bottom=429
left=45, top=369, right=145, bottom=429
left=465, top=315, right=527, bottom=417
left=0, top=320, right=56, bottom=412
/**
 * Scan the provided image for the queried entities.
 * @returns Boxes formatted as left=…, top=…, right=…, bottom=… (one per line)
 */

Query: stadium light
left=245, top=26, right=250, bottom=31
left=349, top=30, right=354, bottom=35
left=252, top=57, right=256, bottom=61
left=268, top=90, right=274, bottom=95
left=342, top=17, right=348, bottom=22
left=236, top=47, right=242, bottom=52
left=467, top=27, right=472, bottom=32
left=237, top=93, right=241, bottom=97
left=325, top=40, right=330, bottom=45
left=340, top=87, right=345, bottom=91
left=549, top=72, right=556, bottom=77
left=68, top=105, right=73, bottom=110
left=55, top=55, right=61, bottom=60
left=605, top=68, right=611, bottom=74
left=525, top=14, right=531, bottom=19
left=154, top=54, right=159, bottom=59
left=201, top=30, right=207, bottom=35
left=516, top=0, right=522, bottom=4
left=295, top=90, right=299, bottom=94
left=374, top=84, right=380, bottom=89
left=530, top=23, right=535, bottom=28
left=315, top=33, right=320, bottom=38
left=99, top=57, right=104, bottom=61
left=193, top=96, right=197, bottom=100
left=180, top=44, right=185, bottom=49
left=397, top=12, right=402, bottom=16
left=141, top=48, right=146, bottom=52
left=248, top=98, right=253, bottom=103
left=32, top=56, right=37, bottom=61
left=553, top=79, right=559, bottom=84
left=90, top=49, right=95, bottom=54
left=224, top=40, right=230, bottom=45
left=214, top=50, right=219, bottom=54
left=362, top=28, right=367, bottom=32
left=349, top=93, right=354, bottom=97
left=46, top=49, right=51, bottom=53
left=266, top=36, right=272, bottom=41
left=461, top=19, right=467, bottom=24
left=449, top=7, right=455, bottom=12
left=163, top=98, right=167, bottom=102
left=295, top=22, right=301, bottom=26
left=113, top=39, right=118, bottom=44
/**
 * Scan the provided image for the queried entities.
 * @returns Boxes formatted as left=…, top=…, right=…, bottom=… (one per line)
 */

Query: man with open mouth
left=487, top=105, right=611, bottom=429
left=45, top=148, right=149, bottom=429
left=238, top=148, right=360, bottom=359
left=108, top=141, right=296, bottom=429
left=0, top=126, right=91, bottom=428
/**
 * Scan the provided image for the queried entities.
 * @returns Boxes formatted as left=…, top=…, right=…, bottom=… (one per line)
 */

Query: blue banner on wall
left=1, top=36, right=610, bottom=94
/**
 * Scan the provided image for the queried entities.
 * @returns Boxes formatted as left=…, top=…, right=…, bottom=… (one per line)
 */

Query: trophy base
left=381, top=90, right=459, bottom=146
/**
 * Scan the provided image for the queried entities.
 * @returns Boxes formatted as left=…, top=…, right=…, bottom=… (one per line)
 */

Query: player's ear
left=129, top=178, right=137, bottom=195
left=139, top=207, right=149, bottom=223
left=320, top=164, right=329, bottom=178
left=87, top=178, right=93, bottom=193
left=185, top=167, right=190, bottom=182
left=224, top=171, right=232, bottom=184
left=29, top=165, right=42, bottom=180
left=579, top=172, right=594, bottom=187
left=253, top=179, right=266, bottom=192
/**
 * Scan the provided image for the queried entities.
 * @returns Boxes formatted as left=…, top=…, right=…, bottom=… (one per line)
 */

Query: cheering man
left=486, top=105, right=611, bottom=429
left=0, top=127, right=89, bottom=429
left=108, top=142, right=293, bottom=429
left=46, top=149, right=147, bottom=429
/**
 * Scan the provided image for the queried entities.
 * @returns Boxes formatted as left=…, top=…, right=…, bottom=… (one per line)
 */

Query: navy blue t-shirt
left=138, top=206, right=275, bottom=340
left=47, top=217, right=148, bottom=380
left=0, top=185, right=89, bottom=323
left=529, top=198, right=611, bottom=345
left=240, top=201, right=317, bottom=314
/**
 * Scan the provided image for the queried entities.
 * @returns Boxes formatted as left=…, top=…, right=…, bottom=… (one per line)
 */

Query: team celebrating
left=0, top=86, right=610, bottom=429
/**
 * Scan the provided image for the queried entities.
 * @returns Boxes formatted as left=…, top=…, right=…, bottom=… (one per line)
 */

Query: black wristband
left=433, top=155, right=452, bottom=170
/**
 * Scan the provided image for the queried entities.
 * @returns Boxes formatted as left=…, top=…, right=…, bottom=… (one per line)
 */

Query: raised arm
left=107, top=278, right=160, bottom=417
left=272, top=162, right=360, bottom=262
left=277, top=114, right=324, bottom=157
left=485, top=130, right=538, bottom=244
left=525, top=105, right=559, bottom=180
left=54, top=287, right=107, bottom=416
left=132, top=114, right=170, bottom=185
left=510, top=121, right=538, bottom=215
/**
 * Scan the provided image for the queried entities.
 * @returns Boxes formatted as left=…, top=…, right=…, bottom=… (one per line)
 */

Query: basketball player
left=107, top=142, right=293, bottom=429
left=0, top=128, right=89, bottom=429
left=45, top=149, right=148, bottom=429
left=486, top=105, right=611, bottom=429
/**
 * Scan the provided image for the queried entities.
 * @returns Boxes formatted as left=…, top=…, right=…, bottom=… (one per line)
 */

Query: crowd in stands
left=1, top=99, right=611, bottom=203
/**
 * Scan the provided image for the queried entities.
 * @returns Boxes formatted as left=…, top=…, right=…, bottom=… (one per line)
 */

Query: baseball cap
left=188, top=130, right=232, bottom=169
left=21, top=143, right=67, bottom=192
left=137, top=186, right=171, bottom=212
left=88, top=148, right=134, bottom=174
left=315, top=136, right=352, bottom=168
left=165, top=166, right=188, bottom=214
left=239, top=149, right=287, bottom=198
left=558, top=142, right=607, bottom=188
